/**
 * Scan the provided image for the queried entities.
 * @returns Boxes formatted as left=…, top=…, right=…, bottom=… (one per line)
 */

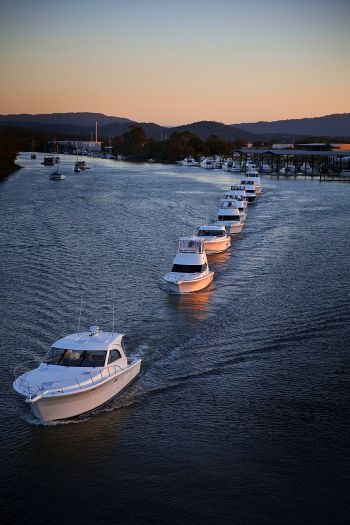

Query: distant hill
left=0, top=112, right=134, bottom=127
left=0, top=113, right=254, bottom=141
left=233, top=113, right=350, bottom=137
left=169, top=121, right=253, bottom=140
left=1, top=112, right=349, bottom=141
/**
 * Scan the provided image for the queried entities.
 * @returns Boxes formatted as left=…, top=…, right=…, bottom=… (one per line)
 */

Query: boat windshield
left=218, top=215, right=240, bottom=221
left=43, top=348, right=107, bottom=367
left=171, top=263, right=207, bottom=273
left=198, top=230, right=225, bottom=237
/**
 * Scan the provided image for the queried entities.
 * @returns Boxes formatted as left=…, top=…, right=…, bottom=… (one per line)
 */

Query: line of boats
left=163, top=160, right=262, bottom=294
left=178, top=155, right=318, bottom=175
left=13, top=158, right=263, bottom=423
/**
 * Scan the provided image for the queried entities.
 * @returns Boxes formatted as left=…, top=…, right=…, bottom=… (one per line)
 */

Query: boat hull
left=215, top=221, right=243, bottom=234
left=204, top=238, right=231, bottom=254
left=26, top=361, right=141, bottom=421
left=165, top=272, right=214, bottom=294
left=246, top=195, right=257, bottom=203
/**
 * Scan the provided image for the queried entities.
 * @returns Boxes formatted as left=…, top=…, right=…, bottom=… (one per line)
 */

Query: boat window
left=108, top=349, right=122, bottom=364
left=43, top=348, right=107, bottom=367
left=218, top=215, right=240, bottom=221
left=171, top=264, right=207, bottom=273
left=43, top=347, right=65, bottom=365
left=198, top=230, right=225, bottom=237
left=81, top=351, right=107, bottom=368
left=60, top=349, right=85, bottom=367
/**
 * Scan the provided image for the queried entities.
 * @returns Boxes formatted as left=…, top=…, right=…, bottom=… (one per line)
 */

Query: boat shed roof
left=236, top=148, right=350, bottom=157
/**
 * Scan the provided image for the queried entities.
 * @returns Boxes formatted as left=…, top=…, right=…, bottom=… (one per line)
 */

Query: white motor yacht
left=230, top=161, right=242, bottom=172
left=13, top=326, right=141, bottom=422
left=178, top=156, right=199, bottom=167
left=229, top=185, right=248, bottom=207
left=245, top=169, right=263, bottom=194
left=197, top=224, right=231, bottom=254
left=301, top=162, right=312, bottom=174
left=223, top=192, right=248, bottom=219
left=163, top=237, right=214, bottom=294
left=260, top=162, right=271, bottom=173
left=215, top=199, right=245, bottom=234
left=240, top=180, right=257, bottom=203
left=200, top=158, right=215, bottom=169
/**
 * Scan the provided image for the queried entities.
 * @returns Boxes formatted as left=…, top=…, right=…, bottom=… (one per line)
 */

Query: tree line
left=111, top=126, right=247, bottom=161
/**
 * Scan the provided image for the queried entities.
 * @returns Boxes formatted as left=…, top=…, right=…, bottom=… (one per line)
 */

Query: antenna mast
left=112, top=292, right=116, bottom=333
left=78, top=290, right=84, bottom=332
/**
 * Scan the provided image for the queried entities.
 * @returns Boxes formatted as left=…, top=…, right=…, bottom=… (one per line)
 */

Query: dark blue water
left=1, top=154, right=349, bottom=525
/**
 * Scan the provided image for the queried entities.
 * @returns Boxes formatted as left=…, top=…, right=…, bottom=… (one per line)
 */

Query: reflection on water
left=166, top=286, right=214, bottom=322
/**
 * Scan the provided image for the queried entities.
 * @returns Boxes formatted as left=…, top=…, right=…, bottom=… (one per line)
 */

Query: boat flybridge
left=215, top=199, right=245, bottom=234
left=13, top=326, right=141, bottom=422
left=245, top=169, right=263, bottom=194
left=240, top=180, right=257, bottom=203
left=197, top=224, right=231, bottom=254
left=224, top=192, right=248, bottom=218
left=230, top=185, right=248, bottom=206
left=163, top=237, right=214, bottom=294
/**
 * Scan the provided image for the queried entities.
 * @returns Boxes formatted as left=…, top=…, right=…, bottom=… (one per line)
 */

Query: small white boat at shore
left=200, top=158, right=215, bottom=169
left=197, top=224, right=231, bottom=254
left=164, top=237, right=214, bottom=294
left=260, top=162, right=271, bottom=174
left=215, top=199, right=245, bottom=234
left=178, top=156, right=199, bottom=167
left=13, top=326, right=141, bottom=422
left=230, top=161, right=242, bottom=172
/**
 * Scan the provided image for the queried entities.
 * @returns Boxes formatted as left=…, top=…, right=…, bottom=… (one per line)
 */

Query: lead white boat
left=13, top=326, right=141, bottom=422
left=164, top=237, right=214, bottom=294
left=215, top=199, right=245, bottom=234
left=197, top=224, right=231, bottom=254
left=240, top=180, right=257, bottom=203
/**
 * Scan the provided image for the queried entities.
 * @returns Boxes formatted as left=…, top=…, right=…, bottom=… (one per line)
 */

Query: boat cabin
left=42, top=326, right=127, bottom=369
left=197, top=225, right=227, bottom=237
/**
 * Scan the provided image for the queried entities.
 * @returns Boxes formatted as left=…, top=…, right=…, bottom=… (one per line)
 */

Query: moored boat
left=163, top=237, right=214, bottom=294
left=49, top=168, right=65, bottom=180
left=13, top=325, right=141, bottom=421
left=41, top=155, right=55, bottom=166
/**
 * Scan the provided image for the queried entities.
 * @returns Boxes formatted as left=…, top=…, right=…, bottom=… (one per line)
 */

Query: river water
left=1, top=154, right=349, bottom=524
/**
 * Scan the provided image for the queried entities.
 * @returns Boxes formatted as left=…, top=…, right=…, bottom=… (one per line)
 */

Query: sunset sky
left=0, top=0, right=349, bottom=125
